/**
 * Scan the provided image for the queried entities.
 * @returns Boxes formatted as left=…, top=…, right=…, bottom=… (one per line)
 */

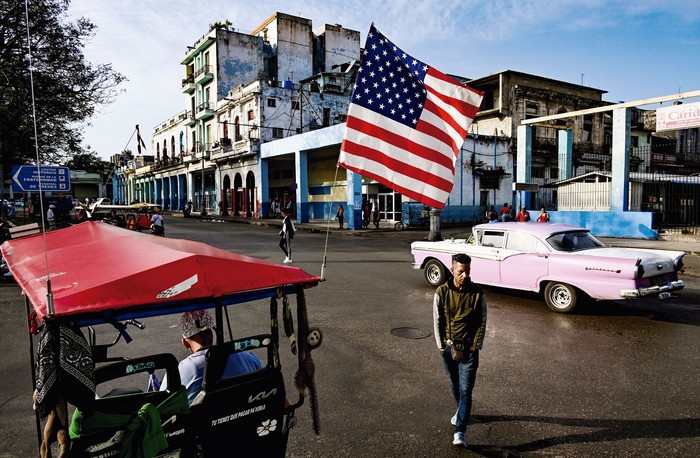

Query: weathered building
left=115, top=12, right=699, bottom=237
left=127, top=13, right=360, bottom=216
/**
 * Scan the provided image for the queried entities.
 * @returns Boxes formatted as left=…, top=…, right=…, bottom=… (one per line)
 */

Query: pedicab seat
left=190, top=335, right=288, bottom=457
left=69, top=353, right=194, bottom=458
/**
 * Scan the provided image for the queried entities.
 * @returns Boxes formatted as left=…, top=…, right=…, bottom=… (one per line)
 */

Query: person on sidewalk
left=536, top=206, right=550, bottom=222
left=372, top=200, right=380, bottom=228
left=515, top=206, right=531, bottom=222
left=362, top=203, right=370, bottom=229
left=433, top=253, right=487, bottom=448
left=279, top=208, right=295, bottom=263
left=336, top=204, right=344, bottom=229
left=499, top=203, right=511, bottom=221
left=46, top=205, right=56, bottom=230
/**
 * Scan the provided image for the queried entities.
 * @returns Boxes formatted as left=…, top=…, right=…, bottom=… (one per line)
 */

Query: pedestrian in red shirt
left=499, top=203, right=511, bottom=222
left=515, top=206, right=531, bottom=222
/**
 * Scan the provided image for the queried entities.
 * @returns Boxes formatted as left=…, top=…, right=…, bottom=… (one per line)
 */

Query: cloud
left=65, top=0, right=700, bottom=158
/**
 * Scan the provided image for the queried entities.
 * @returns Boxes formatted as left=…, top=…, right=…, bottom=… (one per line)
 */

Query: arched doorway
left=245, top=171, right=256, bottom=218
left=233, top=173, right=243, bottom=217
left=222, top=174, right=231, bottom=216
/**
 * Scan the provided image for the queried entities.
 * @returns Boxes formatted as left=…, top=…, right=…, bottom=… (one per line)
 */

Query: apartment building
left=117, top=13, right=360, bottom=216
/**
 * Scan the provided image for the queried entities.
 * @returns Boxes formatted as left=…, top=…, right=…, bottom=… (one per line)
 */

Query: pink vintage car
left=411, top=222, right=685, bottom=313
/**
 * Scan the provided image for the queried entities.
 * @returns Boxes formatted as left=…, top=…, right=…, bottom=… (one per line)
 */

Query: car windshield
left=546, top=231, right=606, bottom=252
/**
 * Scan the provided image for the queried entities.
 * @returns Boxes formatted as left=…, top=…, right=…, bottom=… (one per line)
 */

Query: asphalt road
left=1, top=219, right=698, bottom=457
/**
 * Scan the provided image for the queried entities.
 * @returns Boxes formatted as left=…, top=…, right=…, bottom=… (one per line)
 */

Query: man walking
left=279, top=208, right=295, bottom=263
left=150, top=208, right=165, bottom=236
left=46, top=204, right=56, bottom=230
left=433, top=253, right=487, bottom=448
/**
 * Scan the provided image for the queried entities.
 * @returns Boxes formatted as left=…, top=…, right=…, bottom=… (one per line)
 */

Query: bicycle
left=394, top=209, right=430, bottom=231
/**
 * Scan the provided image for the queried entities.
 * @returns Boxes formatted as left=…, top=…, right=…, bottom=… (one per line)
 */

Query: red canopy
left=1, top=222, right=319, bottom=321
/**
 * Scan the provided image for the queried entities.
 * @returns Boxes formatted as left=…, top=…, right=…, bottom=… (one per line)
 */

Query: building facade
left=115, top=13, right=360, bottom=217
left=112, top=12, right=699, bottom=236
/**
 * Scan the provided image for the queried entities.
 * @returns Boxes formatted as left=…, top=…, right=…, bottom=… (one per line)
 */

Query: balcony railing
left=194, top=65, right=213, bottom=84
left=195, top=102, right=214, bottom=121
left=196, top=101, right=211, bottom=113
left=184, top=110, right=196, bottom=126
left=181, top=75, right=195, bottom=94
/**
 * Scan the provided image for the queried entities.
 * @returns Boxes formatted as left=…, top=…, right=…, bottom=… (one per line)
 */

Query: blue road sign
left=11, top=165, right=72, bottom=192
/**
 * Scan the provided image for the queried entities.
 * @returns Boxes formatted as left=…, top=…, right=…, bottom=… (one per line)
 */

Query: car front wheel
left=424, top=259, right=446, bottom=287
left=544, top=282, right=578, bottom=313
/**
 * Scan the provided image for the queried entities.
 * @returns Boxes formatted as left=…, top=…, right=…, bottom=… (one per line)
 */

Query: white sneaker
left=453, top=432, right=466, bottom=447
left=451, top=413, right=457, bottom=426
left=283, top=257, right=293, bottom=264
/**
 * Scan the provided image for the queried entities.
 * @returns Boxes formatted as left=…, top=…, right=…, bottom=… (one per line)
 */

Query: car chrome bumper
left=411, top=263, right=422, bottom=270
left=620, top=280, right=685, bottom=298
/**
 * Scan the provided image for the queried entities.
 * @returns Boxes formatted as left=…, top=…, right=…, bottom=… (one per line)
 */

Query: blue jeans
left=441, top=347, right=479, bottom=433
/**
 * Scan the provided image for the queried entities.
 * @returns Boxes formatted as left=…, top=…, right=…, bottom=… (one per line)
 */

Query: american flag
left=338, top=24, right=483, bottom=209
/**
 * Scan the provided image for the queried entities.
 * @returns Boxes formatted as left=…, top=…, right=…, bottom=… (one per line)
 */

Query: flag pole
left=319, top=162, right=342, bottom=281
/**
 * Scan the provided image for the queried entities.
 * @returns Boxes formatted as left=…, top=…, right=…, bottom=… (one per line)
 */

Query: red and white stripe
left=339, top=68, right=482, bottom=209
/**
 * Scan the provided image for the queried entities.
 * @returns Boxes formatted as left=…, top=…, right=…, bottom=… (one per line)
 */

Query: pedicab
left=1, top=221, right=323, bottom=457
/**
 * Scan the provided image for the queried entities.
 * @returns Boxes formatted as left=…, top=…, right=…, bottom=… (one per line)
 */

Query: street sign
left=11, top=165, right=71, bottom=192
left=512, top=182, right=539, bottom=192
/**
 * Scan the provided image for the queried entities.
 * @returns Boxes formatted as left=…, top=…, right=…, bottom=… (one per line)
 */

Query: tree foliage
left=209, top=19, right=233, bottom=31
left=62, top=151, right=112, bottom=174
left=0, top=0, right=126, bottom=177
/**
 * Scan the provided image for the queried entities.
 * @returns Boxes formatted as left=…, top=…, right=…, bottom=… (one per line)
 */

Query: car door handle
left=537, top=254, right=548, bottom=258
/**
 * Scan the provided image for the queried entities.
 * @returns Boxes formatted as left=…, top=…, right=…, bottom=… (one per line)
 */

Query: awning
left=1, top=222, right=320, bottom=323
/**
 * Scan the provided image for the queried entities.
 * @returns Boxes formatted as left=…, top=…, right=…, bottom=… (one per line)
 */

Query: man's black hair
left=452, top=253, right=471, bottom=265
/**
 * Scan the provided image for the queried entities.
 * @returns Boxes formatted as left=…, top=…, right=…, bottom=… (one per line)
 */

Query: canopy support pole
left=214, top=300, right=224, bottom=345
left=26, top=296, right=42, bottom=450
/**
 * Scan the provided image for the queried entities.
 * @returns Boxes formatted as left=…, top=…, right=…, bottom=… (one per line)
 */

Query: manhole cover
left=391, top=327, right=431, bottom=339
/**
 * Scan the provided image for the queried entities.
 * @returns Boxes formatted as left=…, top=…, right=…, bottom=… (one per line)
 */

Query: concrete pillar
left=558, top=129, right=573, bottom=180
left=163, top=177, right=170, bottom=209
left=214, top=167, right=221, bottom=214
left=260, top=159, right=269, bottom=218
left=516, top=125, right=533, bottom=207
left=177, top=174, right=185, bottom=210
left=611, top=108, right=631, bottom=212
left=346, top=169, right=362, bottom=230
left=294, top=150, right=309, bottom=223
left=187, top=171, right=194, bottom=203
left=155, top=178, right=162, bottom=206
left=428, top=209, right=442, bottom=241
left=169, top=176, right=177, bottom=210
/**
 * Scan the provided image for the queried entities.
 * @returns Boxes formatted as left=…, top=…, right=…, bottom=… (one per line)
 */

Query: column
left=346, top=169, right=362, bottom=230
left=260, top=159, right=270, bottom=218
left=516, top=125, right=533, bottom=208
left=294, top=150, right=309, bottom=223
left=558, top=129, right=573, bottom=180
left=155, top=178, right=162, bottom=206
left=611, top=108, right=631, bottom=212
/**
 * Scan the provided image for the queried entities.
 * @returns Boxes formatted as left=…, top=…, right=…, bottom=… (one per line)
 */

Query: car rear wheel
left=424, top=259, right=446, bottom=287
left=544, top=282, right=578, bottom=313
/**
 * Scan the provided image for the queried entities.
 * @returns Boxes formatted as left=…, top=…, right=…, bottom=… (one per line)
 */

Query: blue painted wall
left=548, top=211, right=657, bottom=239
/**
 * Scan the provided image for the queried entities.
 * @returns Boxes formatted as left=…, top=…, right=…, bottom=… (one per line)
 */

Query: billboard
left=656, top=101, right=700, bottom=132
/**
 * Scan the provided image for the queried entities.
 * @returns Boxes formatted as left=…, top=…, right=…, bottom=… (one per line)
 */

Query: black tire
left=424, top=259, right=446, bottom=287
left=394, top=221, right=405, bottom=231
left=544, top=282, right=578, bottom=313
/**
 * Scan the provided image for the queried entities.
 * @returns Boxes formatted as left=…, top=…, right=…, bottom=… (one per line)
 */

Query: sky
left=66, top=0, right=700, bottom=159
